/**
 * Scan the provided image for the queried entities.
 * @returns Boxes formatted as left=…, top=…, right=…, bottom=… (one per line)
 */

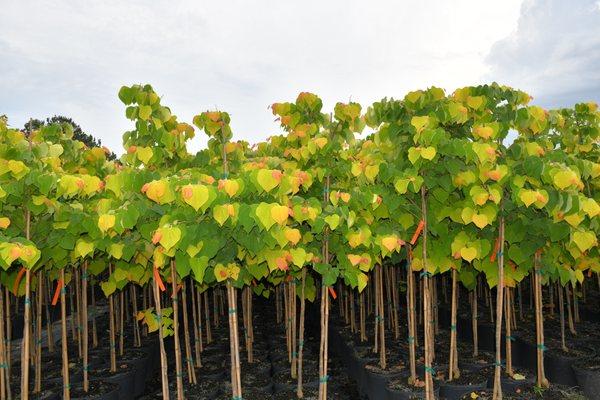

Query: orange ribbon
left=410, top=220, right=425, bottom=245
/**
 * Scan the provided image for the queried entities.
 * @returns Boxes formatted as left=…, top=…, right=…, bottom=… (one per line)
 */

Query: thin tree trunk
left=91, top=283, right=98, bottom=348
left=0, top=285, right=6, bottom=399
left=566, top=284, right=576, bottom=335
left=204, top=291, right=212, bottom=344
left=558, top=283, right=567, bottom=352
left=226, top=283, right=242, bottom=400
left=472, top=290, right=479, bottom=357
left=131, top=285, right=141, bottom=347
left=505, top=287, right=513, bottom=377
left=191, top=281, right=202, bottom=368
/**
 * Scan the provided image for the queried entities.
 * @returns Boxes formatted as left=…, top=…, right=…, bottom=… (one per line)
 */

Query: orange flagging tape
left=52, top=279, right=63, bottom=306
left=154, top=267, right=166, bottom=292
left=328, top=287, right=337, bottom=299
left=490, top=236, right=501, bottom=262
left=13, top=267, right=25, bottom=294
left=410, top=220, right=425, bottom=245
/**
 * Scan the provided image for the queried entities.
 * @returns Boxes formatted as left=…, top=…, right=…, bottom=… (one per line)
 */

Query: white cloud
left=1, top=0, right=523, bottom=154
left=486, top=0, right=600, bottom=108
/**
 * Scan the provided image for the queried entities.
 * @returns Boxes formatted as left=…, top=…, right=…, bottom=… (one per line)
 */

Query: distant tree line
left=23, top=116, right=116, bottom=160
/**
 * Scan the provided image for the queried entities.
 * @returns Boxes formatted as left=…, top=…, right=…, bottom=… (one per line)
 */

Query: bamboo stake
left=170, top=262, right=184, bottom=400
left=291, top=281, right=297, bottom=378
left=181, top=280, right=196, bottom=384
left=191, top=281, right=202, bottom=368
left=534, top=253, right=548, bottom=388
left=492, top=216, right=505, bottom=400
left=21, top=209, right=32, bottom=400
left=0, top=285, right=6, bottom=399
left=118, top=290, right=124, bottom=356
left=472, top=289, right=478, bottom=357
left=153, top=270, right=169, bottom=399
left=5, top=289, right=10, bottom=374
left=566, top=284, right=576, bottom=335
left=82, top=262, right=89, bottom=392
left=297, top=269, right=306, bottom=398
left=407, top=250, right=417, bottom=385
left=391, top=266, right=399, bottom=340
left=359, top=291, right=366, bottom=342
left=91, top=283, right=98, bottom=348
left=44, top=276, right=54, bottom=353
left=60, top=270, right=70, bottom=400
left=204, top=291, right=212, bottom=344
left=505, top=287, right=513, bottom=377
left=558, top=283, right=567, bottom=352
left=108, top=264, right=117, bottom=373
left=34, top=274, right=43, bottom=393
left=74, top=268, right=82, bottom=359
left=448, top=268, right=459, bottom=380
left=226, top=283, right=242, bottom=399
left=131, top=285, right=141, bottom=347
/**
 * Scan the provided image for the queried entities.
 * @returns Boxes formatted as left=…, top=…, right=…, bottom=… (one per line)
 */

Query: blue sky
left=1, top=0, right=599, bottom=154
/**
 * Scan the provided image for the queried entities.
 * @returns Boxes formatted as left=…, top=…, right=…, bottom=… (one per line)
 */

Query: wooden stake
left=297, top=269, right=306, bottom=398
left=82, top=262, right=89, bottom=392
left=60, top=269, right=70, bottom=400
left=153, top=270, right=170, bottom=399
left=170, top=262, right=184, bottom=400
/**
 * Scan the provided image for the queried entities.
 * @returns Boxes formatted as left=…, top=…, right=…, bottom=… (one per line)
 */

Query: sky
left=1, top=0, right=599, bottom=155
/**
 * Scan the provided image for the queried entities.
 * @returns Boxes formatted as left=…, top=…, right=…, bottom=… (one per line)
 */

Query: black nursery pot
left=439, top=379, right=487, bottom=400
left=572, top=363, right=600, bottom=400
left=544, top=346, right=594, bottom=386
left=364, top=368, right=403, bottom=400
left=70, top=380, right=120, bottom=400
left=92, top=364, right=136, bottom=400
left=121, top=348, right=151, bottom=397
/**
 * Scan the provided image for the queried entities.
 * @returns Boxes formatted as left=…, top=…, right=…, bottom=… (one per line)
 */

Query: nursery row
left=0, top=83, right=597, bottom=399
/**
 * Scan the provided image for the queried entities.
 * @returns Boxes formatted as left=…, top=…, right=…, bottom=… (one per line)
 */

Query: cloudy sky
left=1, top=0, right=599, bottom=154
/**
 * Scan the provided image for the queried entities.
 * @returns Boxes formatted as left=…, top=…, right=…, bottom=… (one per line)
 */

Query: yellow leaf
left=564, top=213, right=583, bottom=227
left=460, top=247, right=478, bottom=262
left=357, top=272, right=368, bottom=292
left=98, top=214, right=116, bottom=232
left=553, top=170, right=576, bottom=190
left=519, top=189, right=537, bottom=207
left=181, top=184, right=210, bottom=211
left=136, top=147, right=153, bottom=164
left=284, top=228, right=301, bottom=245
left=257, top=169, right=279, bottom=192
left=381, top=236, right=400, bottom=252
left=573, top=231, right=597, bottom=253
left=420, top=147, right=436, bottom=160
left=472, top=214, right=488, bottom=229
left=271, top=205, right=289, bottom=225
left=0, top=217, right=10, bottom=229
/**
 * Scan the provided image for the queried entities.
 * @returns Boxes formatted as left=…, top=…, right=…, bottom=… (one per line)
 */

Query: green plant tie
left=375, top=315, right=383, bottom=322
left=424, top=366, right=435, bottom=375
left=60, top=288, right=66, bottom=295
left=221, top=172, right=229, bottom=179
left=229, top=308, right=237, bottom=315
left=176, top=371, right=184, bottom=378
left=64, top=384, right=71, bottom=390
left=83, top=364, right=90, bottom=371
left=537, top=343, right=547, bottom=351
left=496, top=251, right=503, bottom=258
left=232, top=396, right=243, bottom=400
left=24, top=297, right=31, bottom=306
left=186, top=357, right=193, bottom=364
left=292, top=351, right=298, bottom=357
left=420, top=271, right=432, bottom=278
left=0, top=364, right=7, bottom=369
left=494, top=360, right=504, bottom=367
left=319, top=375, right=329, bottom=383
left=407, top=336, right=414, bottom=343
left=155, top=313, right=162, bottom=321
left=172, top=296, right=178, bottom=301
left=36, top=339, right=43, bottom=345
left=506, top=335, right=515, bottom=341
left=81, top=272, right=88, bottom=281
left=298, top=340, right=304, bottom=349
left=450, top=324, right=456, bottom=332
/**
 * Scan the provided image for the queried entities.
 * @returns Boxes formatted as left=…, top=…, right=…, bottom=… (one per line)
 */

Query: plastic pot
left=572, top=363, right=600, bottom=400
left=364, top=369, right=402, bottom=400
left=439, top=380, right=487, bottom=400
